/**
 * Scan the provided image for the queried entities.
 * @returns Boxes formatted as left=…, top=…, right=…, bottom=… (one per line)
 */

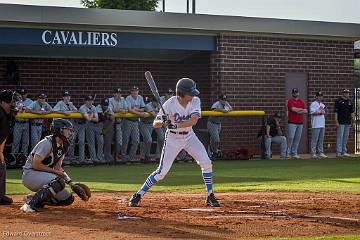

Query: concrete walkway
left=270, top=153, right=359, bottom=160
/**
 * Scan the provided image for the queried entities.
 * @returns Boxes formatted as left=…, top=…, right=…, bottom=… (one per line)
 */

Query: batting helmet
left=176, top=78, right=200, bottom=97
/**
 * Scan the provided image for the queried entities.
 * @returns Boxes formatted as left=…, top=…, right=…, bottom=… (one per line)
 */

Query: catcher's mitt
left=71, top=183, right=91, bottom=201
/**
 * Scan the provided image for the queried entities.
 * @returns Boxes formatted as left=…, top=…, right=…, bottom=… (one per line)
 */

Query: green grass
left=6, top=158, right=360, bottom=194
left=259, top=236, right=360, bottom=240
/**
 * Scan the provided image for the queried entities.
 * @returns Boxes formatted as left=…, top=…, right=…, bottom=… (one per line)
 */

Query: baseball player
left=129, top=78, right=220, bottom=207
left=53, top=91, right=78, bottom=163
left=139, top=97, right=164, bottom=162
left=97, top=99, right=115, bottom=162
left=207, top=94, right=233, bottom=158
left=122, top=86, right=146, bottom=161
left=28, top=93, right=53, bottom=149
left=20, top=119, right=90, bottom=212
left=79, top=96, right=99, bottom=163
left=11, top=89, right=33, bottom=156
left=20, top=119, right=74, bottom=212
left=160, top=88, right=174, bottom=104
left=108, top=88, right=128, bottom=161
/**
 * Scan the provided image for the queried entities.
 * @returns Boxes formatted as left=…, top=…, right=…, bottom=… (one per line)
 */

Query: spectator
left=264, top=112, right=287, bottom=159
left=123, top=86, right=146, bottom=161
left=334, top=89, right=355, bottom=157
left=11, top=89, right=33, bottom=156
left=310, top=91, right=327, bottom=159
left=207, top=94, right=233, bottom=158
left=287, top=88, right=307, bottom=159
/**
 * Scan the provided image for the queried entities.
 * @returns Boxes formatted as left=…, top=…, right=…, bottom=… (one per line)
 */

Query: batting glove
left=167, top=122, right=178, bottom=129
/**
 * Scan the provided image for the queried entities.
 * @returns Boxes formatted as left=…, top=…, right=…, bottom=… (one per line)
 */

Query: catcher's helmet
left=51, top=119, right=74, bottom=143
left=176, top=78, right=200, bottom=97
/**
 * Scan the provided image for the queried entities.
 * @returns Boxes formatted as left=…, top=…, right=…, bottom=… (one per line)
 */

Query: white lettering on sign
left=41, top=30, right=118, bottom=47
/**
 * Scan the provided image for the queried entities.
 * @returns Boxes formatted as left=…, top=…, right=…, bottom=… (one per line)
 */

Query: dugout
left=0, top=4, right=360, bottom=154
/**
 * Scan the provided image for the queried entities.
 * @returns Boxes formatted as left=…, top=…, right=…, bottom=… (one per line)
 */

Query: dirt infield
left=1, top=191, right=360, bottom=239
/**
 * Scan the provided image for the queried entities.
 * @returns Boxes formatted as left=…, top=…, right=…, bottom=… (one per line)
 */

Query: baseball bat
left=144, top=71, right=167, bottom=115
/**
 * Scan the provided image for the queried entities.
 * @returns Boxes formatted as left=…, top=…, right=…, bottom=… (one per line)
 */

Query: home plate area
left=1, top=192, right=359, bottom=239
left=116, top=192, right=360, bottom=239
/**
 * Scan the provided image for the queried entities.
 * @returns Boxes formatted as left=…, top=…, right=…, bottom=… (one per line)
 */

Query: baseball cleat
left=129, top=193, right=141, bottom=207
left=206, top=193, right=220, bottom=207
left=0, top=195, right=13, bottom=205
left=20, top=203, right=36, bottom=213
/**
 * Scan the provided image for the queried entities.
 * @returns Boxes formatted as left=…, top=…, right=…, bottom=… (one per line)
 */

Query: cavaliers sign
left=41, top=30, right=118, bottom=46
left=0, top=27, right=216, bottom=51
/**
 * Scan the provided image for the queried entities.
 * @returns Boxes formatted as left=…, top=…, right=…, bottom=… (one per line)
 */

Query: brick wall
left=0, top=53, right=211, bottom=108
left=211, top=34, right=355, bottom=153
left=0, top=35, right=355, bottom=155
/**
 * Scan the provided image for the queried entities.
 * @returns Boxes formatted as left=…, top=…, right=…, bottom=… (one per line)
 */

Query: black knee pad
left=57, top=194, right=74, bottom=206
left=48, top=177, right=66, bottom=193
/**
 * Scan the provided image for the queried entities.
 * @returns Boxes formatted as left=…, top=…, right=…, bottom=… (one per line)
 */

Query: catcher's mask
left=0, top=90, right=21, bottom=115
left=51, top=119, right=74, bottom=144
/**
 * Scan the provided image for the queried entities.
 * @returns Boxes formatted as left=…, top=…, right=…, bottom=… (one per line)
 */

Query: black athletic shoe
left=0, top=195, right=13, bottom=205
left=206, top=193, right=220, bottom=207
left=129, top=193, right=141, bottom=207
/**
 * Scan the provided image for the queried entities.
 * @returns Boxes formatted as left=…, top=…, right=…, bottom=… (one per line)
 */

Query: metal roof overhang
left=0, top=27, right=215, bottom=60
left=0, top=4, right=360, bottom=60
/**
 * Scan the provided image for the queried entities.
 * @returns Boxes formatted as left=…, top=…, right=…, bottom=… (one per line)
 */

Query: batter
left=129, top=78, right=220, bottom=207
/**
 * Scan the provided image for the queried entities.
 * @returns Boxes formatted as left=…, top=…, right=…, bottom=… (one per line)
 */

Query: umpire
left=0, top=90, right=14, bottom=205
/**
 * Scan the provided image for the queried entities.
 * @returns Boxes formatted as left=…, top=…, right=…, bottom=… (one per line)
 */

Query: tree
left=81, top=0, right=159, bottom=11
left=355, top=59, right=360, bottom=88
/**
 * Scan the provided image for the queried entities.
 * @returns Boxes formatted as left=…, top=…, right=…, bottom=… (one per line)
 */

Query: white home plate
left=181, top=208, right=218, bottom=212
left=117, top=214, right=142, bottom=220
left=205, top=215, right=272, bottom=219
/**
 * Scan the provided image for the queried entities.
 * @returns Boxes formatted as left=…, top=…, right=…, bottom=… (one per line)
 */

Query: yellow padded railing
left=15, top=110, right=265, bottom=119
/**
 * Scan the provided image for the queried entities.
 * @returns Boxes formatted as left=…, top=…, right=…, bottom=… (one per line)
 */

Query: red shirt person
left=286, top=88, right=308, bottom=158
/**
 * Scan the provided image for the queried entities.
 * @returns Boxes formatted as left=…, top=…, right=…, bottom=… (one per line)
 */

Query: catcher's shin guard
left=28, top=177, right=65, bottom=209
left=55, top=194, right=75, bottom=206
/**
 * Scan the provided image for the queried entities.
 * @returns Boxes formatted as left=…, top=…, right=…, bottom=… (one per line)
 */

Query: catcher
left=20, top=119, right=91, bottom=212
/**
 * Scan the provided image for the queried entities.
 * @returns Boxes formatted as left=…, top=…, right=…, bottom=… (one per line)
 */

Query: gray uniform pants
left=114, top=121, right=123, bottom=155
left=336, top=124, right=350, bottom=155
left=311, top=127, right=325, bottom=155
left=207, top=121, right=221, bottom=153
left=122, top=119, right=140, bottom=161
left=0, top=162, right=6, bottom=198
left=93, top=122, right=104, bottom=161
left=31, top=124, right=43, bottom=149
left=22, top=169, right=71, bottom=201
left=68, top=122, right=80, bottom=160
left=287, top=123, right=303, bottom=156
left=140, top=122, right=164, bottom=159
left=103, top=121, right=114, bottom=162
left=12, top=121, right=30, bottom=154
left=86, top=122, right=97, bottom=162
left=76, top=123, right=86, bottom=162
